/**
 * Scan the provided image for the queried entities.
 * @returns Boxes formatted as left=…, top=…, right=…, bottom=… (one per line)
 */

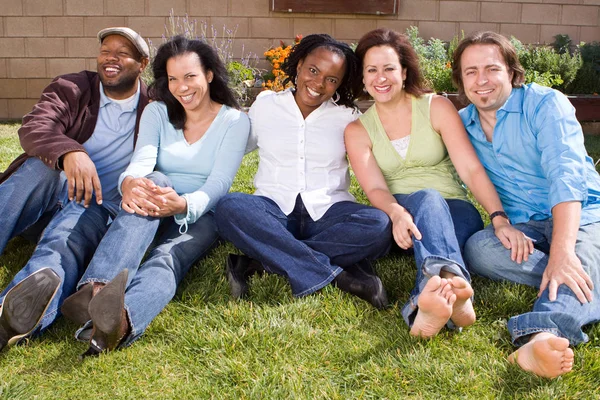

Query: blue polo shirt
left=460, top=83, right=600, bottom=226
left=83, top=82, right=140, bottom=206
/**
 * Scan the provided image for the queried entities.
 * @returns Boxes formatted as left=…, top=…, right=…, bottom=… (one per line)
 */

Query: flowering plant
left=263, top=35, right=302, bottom=91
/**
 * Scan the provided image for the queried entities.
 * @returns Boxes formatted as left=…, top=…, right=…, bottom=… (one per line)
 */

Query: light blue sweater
left=119, top=101, right=250, bottom=226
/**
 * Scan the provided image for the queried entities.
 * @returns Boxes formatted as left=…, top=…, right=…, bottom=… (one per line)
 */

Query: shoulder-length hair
left=355, top=28, right=432, bottom=98
left=149, top=35, right=239, bottom=130
left=282, top=33, right=361, bottom=109
left=452, top=31, right=525, bottom=103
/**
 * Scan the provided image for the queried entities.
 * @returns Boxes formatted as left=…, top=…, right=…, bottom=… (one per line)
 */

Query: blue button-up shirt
left=460, top=83, right=600, bottom=226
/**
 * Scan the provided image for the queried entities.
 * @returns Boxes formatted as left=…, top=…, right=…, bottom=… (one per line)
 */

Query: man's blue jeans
left=0, top=158, right=118, bottom=333
left=394, top=189, right=483, bottom=327
left=215, top=193, right=392, bottom=297
left=465, top=219, right=600, bottom=346
left=73, top=172, right=219, bottom=346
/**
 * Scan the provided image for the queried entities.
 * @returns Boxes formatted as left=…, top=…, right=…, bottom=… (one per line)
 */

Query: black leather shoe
left=225, top=254, right=264, bottom=299
left=333, top=262, right=389, bottom=310
left=0, top=268, right=60, bottom=351
left=80, top=270, right=130, bottom=360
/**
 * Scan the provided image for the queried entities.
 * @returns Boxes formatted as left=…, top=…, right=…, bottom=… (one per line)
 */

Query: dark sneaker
left=0, top=268, right=61, bottom=351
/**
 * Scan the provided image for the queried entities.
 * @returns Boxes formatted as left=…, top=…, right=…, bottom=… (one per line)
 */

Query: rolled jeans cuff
left=401, top=256, right=471, bottom=329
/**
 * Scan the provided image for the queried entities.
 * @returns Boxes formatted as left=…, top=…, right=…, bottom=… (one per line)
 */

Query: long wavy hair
left=452, top=31, right=525, bottom=103
left=149, top=35, right=239, bottom=130
left=355, top=28, right=432, bottom=98
left=282, top=34, right=361, bottom=109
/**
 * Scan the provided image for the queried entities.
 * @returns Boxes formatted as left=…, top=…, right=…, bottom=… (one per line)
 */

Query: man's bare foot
left=448, top=276, right=476, bottom=327
left=410, top=276, right=455, bottom=338
left=508, top=332, right=574, bottom=378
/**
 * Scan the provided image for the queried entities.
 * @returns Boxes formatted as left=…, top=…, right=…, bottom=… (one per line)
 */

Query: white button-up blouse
left=247, top=89, right=359, bottom=221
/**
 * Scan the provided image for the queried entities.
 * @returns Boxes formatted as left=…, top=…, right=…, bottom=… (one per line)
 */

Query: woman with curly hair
left=216, top=34, right=392, bottom=308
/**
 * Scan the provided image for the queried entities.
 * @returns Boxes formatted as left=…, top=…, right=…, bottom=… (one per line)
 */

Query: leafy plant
left=510, top=36, right=582, bottom=91
left=552, top=33, right=572, bottom=55
left=405, top=27, right=456, bottom=93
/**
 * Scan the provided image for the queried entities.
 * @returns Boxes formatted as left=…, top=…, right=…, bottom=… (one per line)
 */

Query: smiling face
left=97, top=34, right=147, bottom=99
left=167, top=52, right=214, bottom=115
left=294, top=47, right=346, bottom=118
left=362, top=45, right=407, bottom=104
left=460, top=44, right=514, bottom=115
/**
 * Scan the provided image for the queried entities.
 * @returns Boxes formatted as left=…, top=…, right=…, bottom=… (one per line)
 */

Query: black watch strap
left=490, top=211, right=509, bottom=222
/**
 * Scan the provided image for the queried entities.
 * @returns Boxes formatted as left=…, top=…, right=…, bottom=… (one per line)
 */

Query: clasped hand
left=121, top=177, right=187, bottom=218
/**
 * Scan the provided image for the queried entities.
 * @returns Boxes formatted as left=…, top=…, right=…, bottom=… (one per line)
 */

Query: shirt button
left=300, top=139, right=304, bottom=144
left=300, top=156, right=304, bottom=160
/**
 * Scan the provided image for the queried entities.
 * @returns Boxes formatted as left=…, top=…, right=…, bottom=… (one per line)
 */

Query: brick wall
left=0, top=0, right=599, bottom=120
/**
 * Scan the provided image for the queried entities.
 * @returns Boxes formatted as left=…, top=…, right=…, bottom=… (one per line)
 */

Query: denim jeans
left=73, top=172, right=219, bottom=346
left=464, top=219, right=600, bottom=346
left=0, top=158, right=120, bottom=334
left=394, top=189, right=483, bottom=327
left=0, top=157, right=69, bottom=254
left=215, top=193, right=392, bottom=297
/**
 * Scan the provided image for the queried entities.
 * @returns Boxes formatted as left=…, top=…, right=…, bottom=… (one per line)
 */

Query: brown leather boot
left=79, top=270, right=130, bottom=360
left=61, top=282, right=105, bottom=325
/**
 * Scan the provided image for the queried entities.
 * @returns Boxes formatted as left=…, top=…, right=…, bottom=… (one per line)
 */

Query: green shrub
left=567, top=62, right=600, bottom=94
left=569, top=41, right=600, bottom=94
left=511, top=36, right=582, bottom=91
left=405, top=26, right=454, bottom=93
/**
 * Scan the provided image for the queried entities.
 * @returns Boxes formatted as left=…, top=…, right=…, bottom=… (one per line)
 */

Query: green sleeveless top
left=359, top=93, right=467, bottom=200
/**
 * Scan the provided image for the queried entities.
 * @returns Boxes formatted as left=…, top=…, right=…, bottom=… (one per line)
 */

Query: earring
left=402, top=81, right=405, bottom=89
left=332, top=91, right=340, bottom=104
left=294, top=76, right=298, bottom=85
left=362, top=87, right=368, bottom=94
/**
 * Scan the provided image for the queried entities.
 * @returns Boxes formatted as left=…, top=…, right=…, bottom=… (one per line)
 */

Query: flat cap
left=97, top=27, right=150, bottom=58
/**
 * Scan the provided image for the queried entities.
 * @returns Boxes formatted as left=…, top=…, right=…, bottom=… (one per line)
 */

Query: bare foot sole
left=448, top=276, right=476, bottom=327
left=410, top=276, right=455, bottom=338
left=508, top=333, right=574, bottom=378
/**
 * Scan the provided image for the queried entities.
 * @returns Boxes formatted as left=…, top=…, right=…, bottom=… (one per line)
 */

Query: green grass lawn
left=1, top=124, right=600, bottom=399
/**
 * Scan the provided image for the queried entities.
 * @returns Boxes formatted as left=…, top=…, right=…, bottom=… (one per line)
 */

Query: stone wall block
left=8, top=58, right=47, bottom=78
left=521, top=4, right=560, bottom=25
left=46, top=17, right=85, bottom=37
left=6, top=17, right=44, bottom=37
left=440, top=2, right=478, bottom=22
left=65, top=0, right=103, bottom=16
left=24, top=0, right=63, bottom=16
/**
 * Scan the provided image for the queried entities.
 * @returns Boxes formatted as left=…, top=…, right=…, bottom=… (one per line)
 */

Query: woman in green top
left=345, top=28, right=530, bottom=338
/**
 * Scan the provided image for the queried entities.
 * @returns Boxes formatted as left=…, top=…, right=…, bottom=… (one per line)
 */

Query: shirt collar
left=99, top=80, right=141, bottom=112
left=463, top=86, right=523, bottom=126
left=498, top=85, right=524, bottom=114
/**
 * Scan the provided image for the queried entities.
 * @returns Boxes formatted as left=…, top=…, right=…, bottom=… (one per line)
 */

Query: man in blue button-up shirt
left=452, top=31, right=600, bottom=379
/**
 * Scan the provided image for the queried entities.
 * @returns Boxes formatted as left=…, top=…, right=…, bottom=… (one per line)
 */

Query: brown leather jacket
left=0, top=70, right=149, bottom=183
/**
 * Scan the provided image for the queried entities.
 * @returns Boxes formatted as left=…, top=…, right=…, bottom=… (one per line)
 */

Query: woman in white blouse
left=216, top=34, right=392, bottom=308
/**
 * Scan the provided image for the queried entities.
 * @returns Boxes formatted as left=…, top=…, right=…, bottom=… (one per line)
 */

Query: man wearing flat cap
left=0, top=27, right=150, bottom=352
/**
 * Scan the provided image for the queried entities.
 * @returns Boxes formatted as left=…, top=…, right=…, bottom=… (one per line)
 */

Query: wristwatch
left=490, top=211, right=509, bottom=222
